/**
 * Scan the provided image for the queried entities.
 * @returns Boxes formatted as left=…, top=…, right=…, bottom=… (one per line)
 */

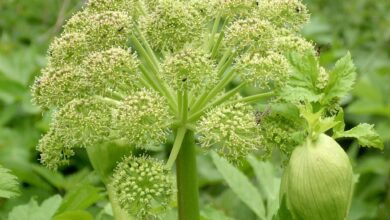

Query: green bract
left=281, top=134, right=354, bottom=220
left=112, top=155, right=174, bottom=218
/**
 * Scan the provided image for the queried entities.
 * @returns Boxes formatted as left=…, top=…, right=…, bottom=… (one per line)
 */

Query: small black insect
left=117, top=27, right=124, bottom=32
left=295, top=7, right=302, bottom=13
left=315, top=43, right=331, bottom=56
left=181, top=77, right=187, bottom=82
left=254, top=107, right=271, bottom=125
left=35, top=79, right=41, bottom=86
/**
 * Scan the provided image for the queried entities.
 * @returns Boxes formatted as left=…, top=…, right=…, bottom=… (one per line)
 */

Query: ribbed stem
left=176, top=130, right=200, bottom=220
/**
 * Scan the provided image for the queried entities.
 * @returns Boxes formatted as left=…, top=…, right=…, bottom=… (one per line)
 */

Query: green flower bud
left=52, top=98, right=117, bottom=147
left=255, top=0, right=309, bottom=31
left=161, top=47, right=216, bottom=93
left=273, top=35, right=315, bottom=55
left=86, top=0, right=147, bottom=19
left=197, top=103, right=261, bottom=162
left=213, top=0, right=255, bottom=17
left=139, top=0, right=203, bottom=51
left=81, top=47, right=140, bottom=95
left=281, top=134, right=354, bottom=220
left=235, top=51, right=290, bottom=89
left=115, top=90, right=171, bottom=148
left=64, top=11, right=133, bottom=49
left=48, top=33, right=89, bottom=66
left=225, top=18, right=276, bottom=52
left=37, top=130, right=74, bottom=170
left=112, top=155, right=174, bottom=217
left=32, top=66, right=85, bottom=108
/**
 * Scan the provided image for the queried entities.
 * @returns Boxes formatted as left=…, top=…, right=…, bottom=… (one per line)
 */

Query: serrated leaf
left=323, top=52, right=356, bottom=103
left=334, top=123, right=384, bottom=150
left=280, top=52, right=321, bottom=103
left=8, top=194, right=62, bottom=220
left=0, top=165, right=19, bottom=198
left=211, top=152, right=266, bottom=220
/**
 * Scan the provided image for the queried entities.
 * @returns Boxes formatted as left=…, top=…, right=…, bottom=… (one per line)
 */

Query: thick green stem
left=176, top=130, right=200, bottom=220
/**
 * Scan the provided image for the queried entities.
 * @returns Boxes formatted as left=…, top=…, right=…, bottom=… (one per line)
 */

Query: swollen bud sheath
left=281, top=134, right=353, bottom=220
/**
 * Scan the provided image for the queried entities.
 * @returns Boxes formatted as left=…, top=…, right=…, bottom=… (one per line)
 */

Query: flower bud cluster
left=236, top=51, right=290, bottom=88
left=81, top=48, right=139, bottom=95
left=255, top=0, right=309, bottom=30
left=225, top=18, right=275, bottom=52
left=85, top=0, right=146, bottom=19
left=197, top=103, right=261, bottom=162
left=213, top=0, right=255, bottom=17
left=258, top=110, right=304, bottom=157
left=116, top=90, right=171, bottom=148
left=112, top=155, right=174, bottom=217
left=139, top=0, right=203, bottom=51
left=162, top=48, right=216, bottom=93
left=64, top=11, right=133, bottom=49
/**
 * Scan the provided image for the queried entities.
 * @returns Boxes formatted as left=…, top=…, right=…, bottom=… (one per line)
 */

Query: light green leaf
left=280, top=52, right=321, bottom=103
left=247, top=155, right=280, bottom=220
left=8, top=194, right=62, bottom=220
left=323, top=52, right=356, bottom=103
left=201, top=206, right=234, bottom=220
left=0, top=165, right=19, bottom=198
left=211, top=152, right=266, bottom=220
left=57, top=183, right=103, bottom=212
left=52, top=210, right=93, bottom=220
left=334, top=123, right=384, bottom=150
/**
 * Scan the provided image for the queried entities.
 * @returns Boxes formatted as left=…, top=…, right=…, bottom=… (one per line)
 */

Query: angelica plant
left=32, top=0, right=383, bottom=219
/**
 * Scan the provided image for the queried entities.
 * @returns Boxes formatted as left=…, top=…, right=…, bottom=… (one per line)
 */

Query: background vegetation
left=0, top=0, right=388, bottom=219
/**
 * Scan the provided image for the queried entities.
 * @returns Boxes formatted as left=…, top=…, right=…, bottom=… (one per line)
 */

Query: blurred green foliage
left=0, top=0, right=389, bottom=219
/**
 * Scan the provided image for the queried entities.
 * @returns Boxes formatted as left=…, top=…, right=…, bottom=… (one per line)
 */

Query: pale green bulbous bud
left=161, top=48, right=216, bottom=93
left=112, top=155, right=174, bottom=217
left=281, top=134, right=353, bottom=220
left=115, top=90, right=171, bottom=148
left=197, top=103, right=261, bottom=162
left=139, top=0, right=204, bottom=51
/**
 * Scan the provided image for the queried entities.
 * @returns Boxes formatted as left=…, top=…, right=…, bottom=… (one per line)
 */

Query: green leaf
left=201, top=206, right=234, bottom=220
left=247, top=155, right=280, bottom=220
left=334, top=123, right=384, bottom=150
left=57, top=183, right=103, bottom=212
left=211, top=151, right=266, bottom=220
left=322, top=52, right=356, bottom=103
left=0, top=165, right=19, bottom=198
left=298, top=104, right=339, bottom=138
left=8, top=194, right=62, bottom=220
left=280, top=52, right=321, bottom=103
left=272, top=196, right=293, bottom=220
left=32, top=164, right=65, bottom=189
left=52, top=210, right=93, bottom=220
